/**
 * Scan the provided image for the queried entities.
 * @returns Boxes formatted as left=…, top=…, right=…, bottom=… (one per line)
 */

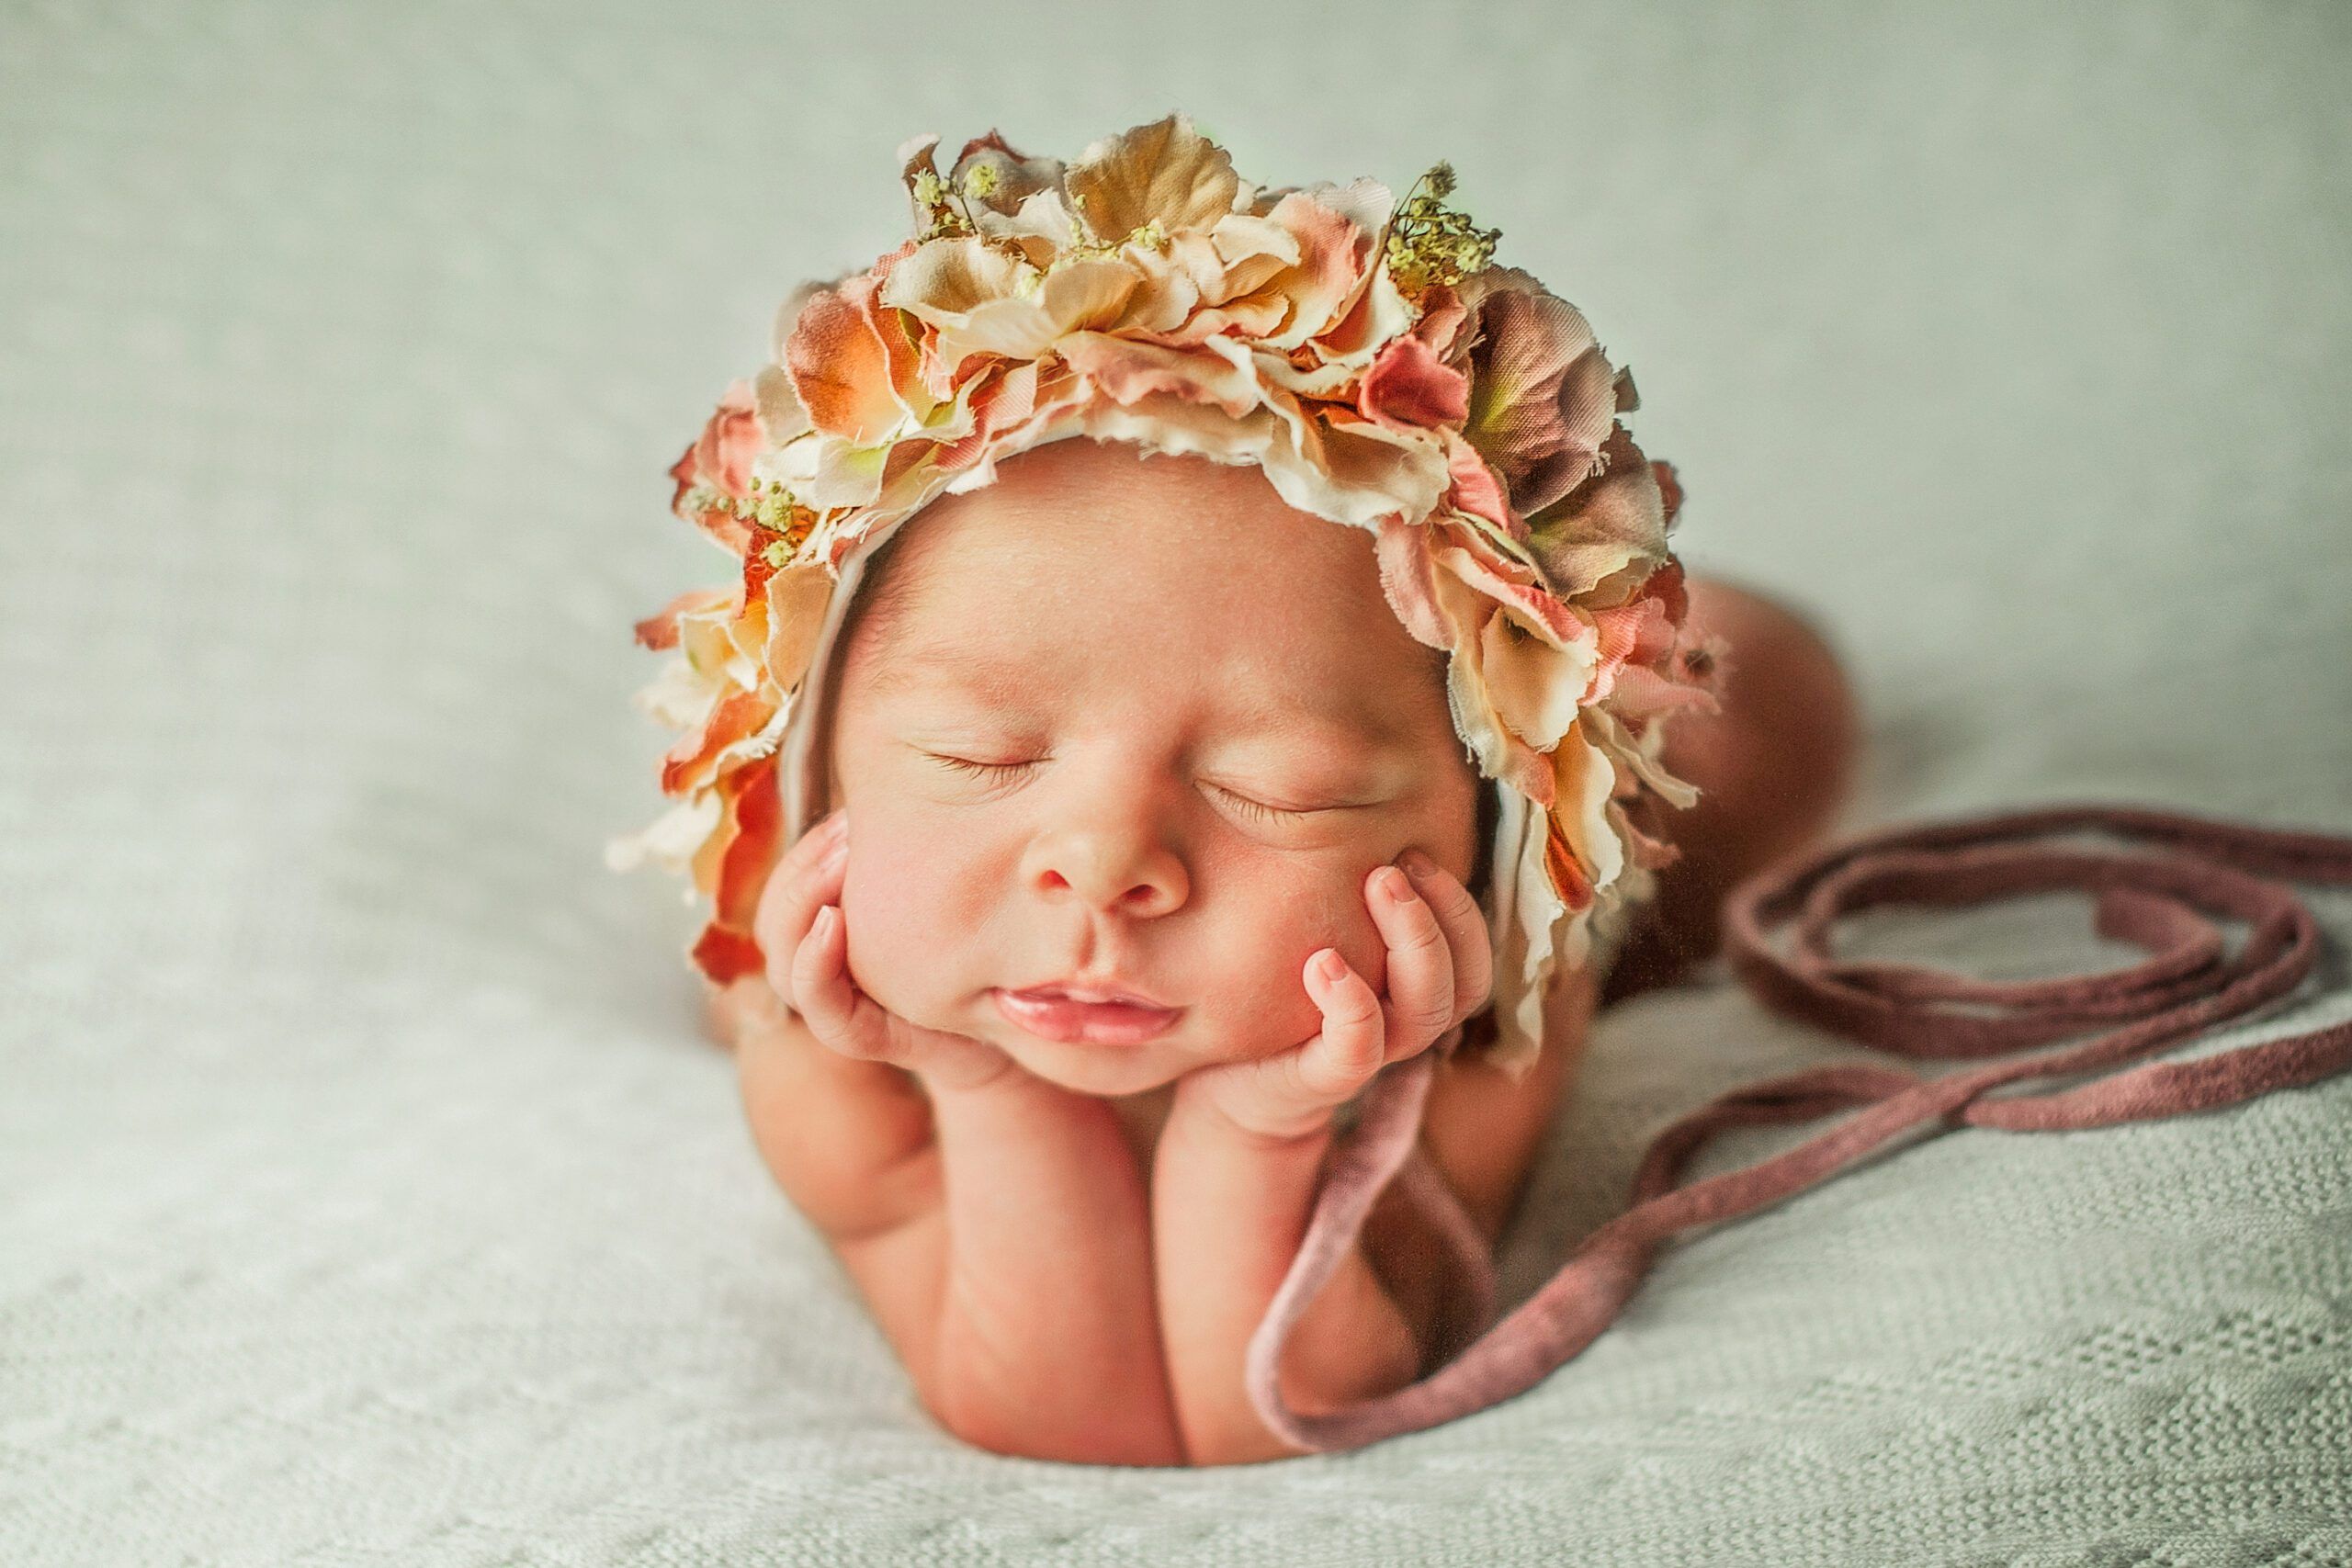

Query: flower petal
left=1427, top=572, right=1557, bottom=807
left=632, top=586, right=733, bottom=651
left=605, top=790, right=723, bottom=876
left=1316, top=259, right=1417, bottom=369
left=1253, top=188, right=1378, bottom=351
left=659, top=686, right=779, bottom=797
left=880, top=233, right=1035, bottom=320
left=1373, top=513, right=1452, bottom=650
left=945, top=130, right=1071, bottom=235
left=1064, top=112, right=1242, bottom=243
left=760, top=558, right=837, bottom=698
left=1479, top=598, right=1594, bottom=751
left=687, top=754, right=784, bottom=985
left=1454, top=271, right=1620, bottom=517
left=787, top=273, right=920, bottom=445
left=1484, top=785, right=1577, bottom=1079
left=1358, top=333, right=1469, bottom=432
left=1547, top=718, right=1623, bottom=897
left=1058, top=331, right=1261, bottom=417
left=1524, top=423, right=1669, bottom=599
left=1255, top=392, right=1452, bottom=529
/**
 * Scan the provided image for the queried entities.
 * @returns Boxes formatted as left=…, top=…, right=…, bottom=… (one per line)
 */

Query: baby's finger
left=754, top=810, right=851, bottom=1000
left=1302, top=948, right=1387, bottom=1093
left=1366, top=863, right=1456, bottom=1058
left=1402, top=849, right=1495, bottom=1023
left=791, top=903, right=892, bottom=1065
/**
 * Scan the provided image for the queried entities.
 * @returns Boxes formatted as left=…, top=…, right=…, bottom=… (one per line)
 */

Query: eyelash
left=923, top=753, right=1312, bottom=820
left=928, top=753, right=1030, bottom=789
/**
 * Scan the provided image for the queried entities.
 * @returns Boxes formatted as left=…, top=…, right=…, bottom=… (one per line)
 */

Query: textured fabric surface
left=5, top=2, right=2350, bottom=1564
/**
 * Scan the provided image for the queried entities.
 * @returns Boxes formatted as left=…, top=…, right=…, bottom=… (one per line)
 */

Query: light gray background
left=4, top=2, right=2348, bottom=1564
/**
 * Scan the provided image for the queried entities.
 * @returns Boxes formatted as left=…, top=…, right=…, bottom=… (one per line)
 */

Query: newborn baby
left=707, top=434, right=1859, bottom=1466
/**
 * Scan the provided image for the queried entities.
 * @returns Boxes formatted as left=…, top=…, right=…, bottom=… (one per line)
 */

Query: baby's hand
left=1173, top=851, right=1494, bottom=1144
left=752, top=807, right=1020, bottom=1095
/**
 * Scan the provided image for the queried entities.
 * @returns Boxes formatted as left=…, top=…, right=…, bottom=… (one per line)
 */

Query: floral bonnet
left=610, top=113, right=1724, bottom=1078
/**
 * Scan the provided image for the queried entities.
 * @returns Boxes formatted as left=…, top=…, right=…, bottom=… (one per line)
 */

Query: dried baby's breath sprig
left=755, top=524, right=802, bottom=570
left=752, top=482, right=819, bottom=566
left=680, top=478, right=816, bottom=565
left=1385, top=161, right=1502, bottom=299
left=910, top=167, right=978, bottom=240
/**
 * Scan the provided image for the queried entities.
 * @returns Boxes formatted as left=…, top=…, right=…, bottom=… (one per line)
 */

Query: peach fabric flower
left=614, top=113, right=1724, bottom=1077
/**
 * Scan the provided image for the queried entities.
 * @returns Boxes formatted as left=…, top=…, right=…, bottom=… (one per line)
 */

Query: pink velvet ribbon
left=1244, top=802, right=2352, bottom=1453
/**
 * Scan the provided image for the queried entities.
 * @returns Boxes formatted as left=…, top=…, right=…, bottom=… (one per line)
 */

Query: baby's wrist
left=919, top=1053, right=1064, bottom=1105
left=1166, top=1077, right=1341, bottom=1155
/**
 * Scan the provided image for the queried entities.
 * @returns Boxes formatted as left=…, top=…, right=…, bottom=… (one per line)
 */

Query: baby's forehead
left=880, top=457, right=1396, bottom=632
left=847, top=575, right=1440, bottom=765
left=835, top=440, right=1442, bottom=727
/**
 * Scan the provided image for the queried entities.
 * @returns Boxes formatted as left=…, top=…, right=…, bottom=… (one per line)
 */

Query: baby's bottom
left=1599, top=575, right=1861, bottom=1008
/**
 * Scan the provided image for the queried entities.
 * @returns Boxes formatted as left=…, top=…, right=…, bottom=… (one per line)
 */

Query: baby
left=620, top=115, right=1863, bottom=1467
left=706, top=434, right=1857, bottom=1466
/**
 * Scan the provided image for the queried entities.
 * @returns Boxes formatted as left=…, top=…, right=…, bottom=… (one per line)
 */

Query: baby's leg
left=1600, top=576, right=1861, bottom=1007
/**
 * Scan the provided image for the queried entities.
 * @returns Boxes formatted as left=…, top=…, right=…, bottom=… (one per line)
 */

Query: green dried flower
left=1385, top=161, right=1500, bottom=299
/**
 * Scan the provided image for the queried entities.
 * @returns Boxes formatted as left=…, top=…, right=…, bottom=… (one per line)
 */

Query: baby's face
left=820, top=436, right=1483, bottom=1098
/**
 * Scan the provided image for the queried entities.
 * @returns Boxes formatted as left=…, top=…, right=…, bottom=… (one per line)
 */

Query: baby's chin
left=990, top=1039, right=1187, bottom=1099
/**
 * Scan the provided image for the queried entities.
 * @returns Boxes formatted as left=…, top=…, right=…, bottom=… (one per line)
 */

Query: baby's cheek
left=1212, top=864, right=1393, bottom=1056
left=835, top=830, right=970, bottom=1021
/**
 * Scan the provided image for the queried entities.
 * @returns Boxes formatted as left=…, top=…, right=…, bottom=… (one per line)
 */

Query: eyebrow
left=863, top=642, right=1423, bottom=751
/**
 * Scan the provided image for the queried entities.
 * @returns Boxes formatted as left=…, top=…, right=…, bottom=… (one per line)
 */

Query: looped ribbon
left=1244, top=802, right=2352, bottom=1453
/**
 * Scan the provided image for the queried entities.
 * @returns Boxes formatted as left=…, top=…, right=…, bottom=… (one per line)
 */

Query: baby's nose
left=1031, top=827, right=1187, bottom=917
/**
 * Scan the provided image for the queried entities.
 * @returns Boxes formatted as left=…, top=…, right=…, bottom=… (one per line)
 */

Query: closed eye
left=925, top=753, right=1329, bottom=822
left=1211, top=784, right=1317, bottom=822
left=925, top=752, right=1037, bottom=785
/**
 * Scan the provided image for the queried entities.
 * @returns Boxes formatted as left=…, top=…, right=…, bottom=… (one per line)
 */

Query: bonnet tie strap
left=1244, top=802, right=2352, bottom=1453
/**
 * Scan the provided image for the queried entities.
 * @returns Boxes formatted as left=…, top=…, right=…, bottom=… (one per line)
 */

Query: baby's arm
left=922, top=1066, right=1181, bottom=1465
left=741, top=811, right=1183, bottom=1465
left=1153, top=852, right=1493, bottom=1465
left=1154, top=1102, right=1425, bottom=1463
left=727, top=976, right=945, bottom=1368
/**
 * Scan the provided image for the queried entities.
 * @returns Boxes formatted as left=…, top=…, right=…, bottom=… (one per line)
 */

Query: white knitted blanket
left=5, top=2, right=2348, bottom=1562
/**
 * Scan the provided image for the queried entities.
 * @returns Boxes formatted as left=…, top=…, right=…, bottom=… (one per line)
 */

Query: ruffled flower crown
left=611, top=113, right=1724, bottom=1077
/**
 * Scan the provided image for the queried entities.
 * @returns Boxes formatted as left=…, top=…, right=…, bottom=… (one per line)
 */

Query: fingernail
left=823, top=810, right=850, bottom=840
left=1375, top=865, right=1415, bottom=905
left=1317, top=949, right=1347, bottom=981
left=1399, top=849, right=1438, bottom=882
